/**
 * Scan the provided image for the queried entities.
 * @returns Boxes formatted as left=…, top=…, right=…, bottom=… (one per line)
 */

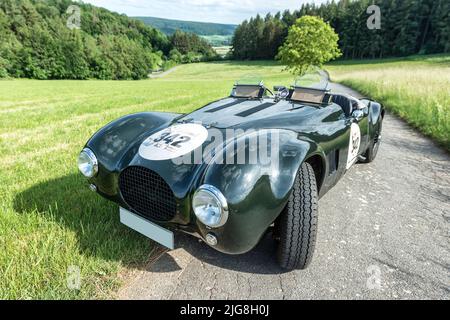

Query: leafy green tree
left=0, top=57, right=8, bottom=78
left=169, top=48, right=183, bottom=63
left=277, top=16, right=341, bottom=75
left=59, top=31, right=90, bottom=79
left=170, top=30, right=216, bottom=57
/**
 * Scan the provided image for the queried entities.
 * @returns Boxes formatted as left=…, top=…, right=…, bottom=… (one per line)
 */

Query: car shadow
left=13, top=173, right=154, bottom=268
left=148, top=231, right=289, bottom=275
left=14, top=173, right=287, bottom=275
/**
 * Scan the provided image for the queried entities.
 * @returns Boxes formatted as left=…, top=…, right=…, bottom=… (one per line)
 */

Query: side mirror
left=352, top=109, right=364, bottom=122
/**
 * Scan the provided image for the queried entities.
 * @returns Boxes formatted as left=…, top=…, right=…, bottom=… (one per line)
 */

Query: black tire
left=276, top=162, right=318, bottom=270
left=360, top=118, right=383, bottom=164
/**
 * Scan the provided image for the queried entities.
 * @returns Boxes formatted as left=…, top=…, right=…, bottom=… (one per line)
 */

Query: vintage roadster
left=78, top=79, right=384, bottom=270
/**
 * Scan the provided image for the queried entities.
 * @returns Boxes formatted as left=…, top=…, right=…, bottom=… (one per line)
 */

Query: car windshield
left=290, top=68, right=330, bottom=104
left=231, top=74, right=264, bottom=98
left=294, top=68, right=329, bottom=91
left=235, top=74, right=263, bottom=86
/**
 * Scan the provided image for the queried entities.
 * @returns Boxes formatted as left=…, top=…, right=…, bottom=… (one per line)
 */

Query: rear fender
left=368, top=101, right=384, bottom=139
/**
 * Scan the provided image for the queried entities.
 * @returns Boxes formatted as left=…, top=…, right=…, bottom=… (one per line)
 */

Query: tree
left=170, top=29, right=217, bottom=61
left=169, top=48, right=183, bottom=63
left=277, top=16, right=341, bottom=75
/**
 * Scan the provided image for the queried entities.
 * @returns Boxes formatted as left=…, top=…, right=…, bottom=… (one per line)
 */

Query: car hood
left=176, top=97, right=318, bottom=130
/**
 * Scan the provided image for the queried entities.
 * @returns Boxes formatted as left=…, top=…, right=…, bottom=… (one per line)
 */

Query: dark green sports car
left=78, top=80, right=384, bottom=270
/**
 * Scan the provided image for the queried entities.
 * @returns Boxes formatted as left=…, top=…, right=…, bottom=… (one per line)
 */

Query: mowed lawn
left=327, top=55, right=450, bottom=150
left=0, top=61, right=294, bottom=299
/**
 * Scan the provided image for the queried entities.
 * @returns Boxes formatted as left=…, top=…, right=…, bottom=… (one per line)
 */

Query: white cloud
left=82, top=0, right=327, bottom=24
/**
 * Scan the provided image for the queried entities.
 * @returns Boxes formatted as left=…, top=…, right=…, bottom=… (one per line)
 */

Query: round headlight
left=192, top=185, right=228, bottom=228
left=78, top=148, right=98, bottom=178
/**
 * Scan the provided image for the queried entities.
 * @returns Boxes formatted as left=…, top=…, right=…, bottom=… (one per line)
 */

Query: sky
left=82, top=0, right=328, bottom=25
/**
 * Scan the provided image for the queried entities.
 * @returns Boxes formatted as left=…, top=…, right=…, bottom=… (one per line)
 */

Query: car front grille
left=119, top=166, right=177, bottom=222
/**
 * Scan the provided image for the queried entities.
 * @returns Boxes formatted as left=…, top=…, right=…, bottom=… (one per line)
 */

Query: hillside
left=0, top=0, right=171, bottom=79
left=134, top=16, right=236, bottom=36
left=0, top=0, right=219, bottom=80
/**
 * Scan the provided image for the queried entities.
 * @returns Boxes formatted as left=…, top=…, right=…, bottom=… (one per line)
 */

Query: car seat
left=332, top=94, right=353, bottom=117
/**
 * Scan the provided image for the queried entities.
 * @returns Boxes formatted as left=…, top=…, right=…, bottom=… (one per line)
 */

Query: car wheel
left=276, top=162, right=318, bottom=270
left=360, top=118, right=383, bottom=163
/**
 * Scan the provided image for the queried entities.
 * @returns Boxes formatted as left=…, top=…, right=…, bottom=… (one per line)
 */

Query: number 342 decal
left=139, top=124, right=209, bottom=161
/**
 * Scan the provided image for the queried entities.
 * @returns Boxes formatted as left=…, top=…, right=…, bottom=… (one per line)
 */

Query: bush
left=0, top=56, right=9, bottom=78
left=169, top=48, right=183, bottom=64
left=161, top=59, right=177, bottom=71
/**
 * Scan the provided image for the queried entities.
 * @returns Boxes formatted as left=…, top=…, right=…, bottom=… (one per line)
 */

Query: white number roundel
left=139, top=124, right=208, bottom=161
left=346, top=123, right=361, bottom=169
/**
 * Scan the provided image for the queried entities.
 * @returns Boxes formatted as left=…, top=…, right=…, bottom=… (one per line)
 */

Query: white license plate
left=119, top=207, right=174, bottom=250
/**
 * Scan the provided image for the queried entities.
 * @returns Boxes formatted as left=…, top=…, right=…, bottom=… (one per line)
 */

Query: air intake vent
left=235, top=102, right=276, bottom=117
left=119, top=166, right=177, bottom=222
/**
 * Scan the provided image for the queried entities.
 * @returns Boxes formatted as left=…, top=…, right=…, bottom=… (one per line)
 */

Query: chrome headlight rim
left=78, top=148, right=98, bottom=178
left=193, top=184, right=229, bottom=228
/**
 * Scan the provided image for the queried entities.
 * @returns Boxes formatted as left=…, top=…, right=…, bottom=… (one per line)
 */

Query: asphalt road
left=118, top=83, right=450, bottom=300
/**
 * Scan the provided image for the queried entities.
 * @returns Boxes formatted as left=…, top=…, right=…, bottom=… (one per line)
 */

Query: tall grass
left=327, top=55, right=450, bottom=150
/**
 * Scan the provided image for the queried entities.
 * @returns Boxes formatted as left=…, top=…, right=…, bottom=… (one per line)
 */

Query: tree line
left=0, top=0, right=218, bottom=80
left=168, top=30, right=217, bottom=64
left=232, top=0, right=450, bottom=60
left=135, top=16, right=237, bottom=36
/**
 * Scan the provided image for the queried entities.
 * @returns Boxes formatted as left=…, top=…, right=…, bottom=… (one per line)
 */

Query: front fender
left=85, top=112, right=181, bottom=196
left=196, top=129, right=323, bottom=254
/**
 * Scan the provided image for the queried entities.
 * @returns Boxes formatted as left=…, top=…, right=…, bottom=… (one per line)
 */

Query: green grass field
left=0, top=61, right=293, bottom=299
left=0, top=56, right=448, bottom=299
left=327, top=55, right=450, bottom=150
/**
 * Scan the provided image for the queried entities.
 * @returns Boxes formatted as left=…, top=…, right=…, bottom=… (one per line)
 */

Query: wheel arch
left=304, top=154, right=325, bottom=193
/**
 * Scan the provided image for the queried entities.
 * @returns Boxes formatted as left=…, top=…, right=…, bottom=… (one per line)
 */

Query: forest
left=232, top=0, right=450, bottom=60
left=0, top=0, right=217, bottom=80
left=135, top=16, right=237, bottom=36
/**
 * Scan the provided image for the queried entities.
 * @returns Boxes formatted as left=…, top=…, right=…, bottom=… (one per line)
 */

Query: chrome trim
left=193, top=184, right=229, bottom=228
left=79, top=148, right=98, bottom=178
left=205, top=233, right=218, bottom=246
left=352, top=109, right=364, bottom=122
